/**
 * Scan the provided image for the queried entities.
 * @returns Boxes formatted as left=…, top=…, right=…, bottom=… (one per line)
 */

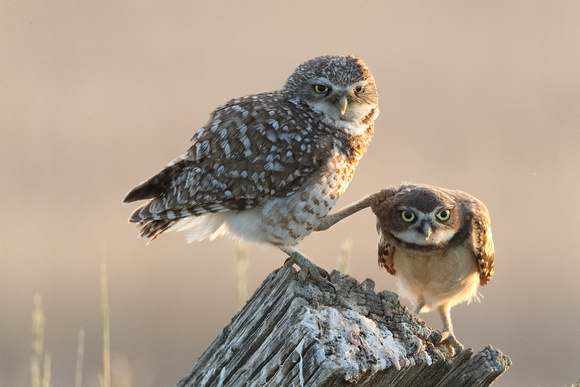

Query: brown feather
left=377, top=231, right=396, bottom=275
left=471, top=205, right=495, bottom=286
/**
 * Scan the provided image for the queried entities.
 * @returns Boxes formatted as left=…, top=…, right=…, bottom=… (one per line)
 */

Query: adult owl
left=316, top=183, right=495, bottom=352
left=124, top=55, right=379, bottom=280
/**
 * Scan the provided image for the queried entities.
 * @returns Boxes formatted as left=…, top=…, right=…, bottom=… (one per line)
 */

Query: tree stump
left=178, top=262, right=511, bottom=387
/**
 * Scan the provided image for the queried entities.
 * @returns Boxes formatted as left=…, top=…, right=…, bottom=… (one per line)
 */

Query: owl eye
left=313, top=84, right=330, bottom=94
left=401, top=210, right=416, bottom=223
left=354, top=85, right=365, bottom=94
left=436, top=209, right=451, bottom=222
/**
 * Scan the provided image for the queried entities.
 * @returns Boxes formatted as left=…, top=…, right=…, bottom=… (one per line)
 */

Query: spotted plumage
left=124, top=55, right=379, bottom=274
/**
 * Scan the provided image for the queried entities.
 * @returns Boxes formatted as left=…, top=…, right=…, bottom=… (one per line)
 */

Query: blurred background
left=2, top=1, right=580, bottom=386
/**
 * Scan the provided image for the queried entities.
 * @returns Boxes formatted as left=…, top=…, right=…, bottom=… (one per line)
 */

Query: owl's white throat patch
left=326, top=117, right=370, bottom=136
left=394, top=226, right=456, bottom=246
left=308, top=94, right=375, bottom=133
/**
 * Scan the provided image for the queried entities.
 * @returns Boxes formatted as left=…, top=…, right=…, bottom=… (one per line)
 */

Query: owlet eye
left=436, top=209, right=451, bottom=222
left=401, top=210, right=415, bottom=223
left=314, top=84, right=330, bottom=94
left=354, top=85, right=365, bottom=94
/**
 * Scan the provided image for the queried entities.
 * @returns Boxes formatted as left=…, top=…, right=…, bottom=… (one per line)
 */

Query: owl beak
left=337, top=95, right=348, bottom=116
left=420, top=222, right=433, bottom=240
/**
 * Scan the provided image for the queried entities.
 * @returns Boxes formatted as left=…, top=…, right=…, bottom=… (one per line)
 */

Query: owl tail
left=137, top=219, right=179, bottom=243
left=171, top=213, right=229, bottom=243
left=127, top=200, right=179, bottom=242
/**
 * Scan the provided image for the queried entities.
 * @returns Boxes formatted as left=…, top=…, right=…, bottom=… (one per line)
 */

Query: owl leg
left=314, top=188, right=396, bottom=231
left=413, top=296, right=426, bottom=314
left=315, top=188, right=399, bottom=232
left=279, top=246, right=336, bottom=292
left=314, top=194, right=375, bottom=231
left=437, top=304, right=464, bottom=355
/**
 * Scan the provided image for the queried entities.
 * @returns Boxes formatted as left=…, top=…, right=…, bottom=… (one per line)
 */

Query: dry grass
left=100, top=255, right=111, bottom=387
left=337, top=239, right=352, bottom=275
left=31, top=294, right=51, bottom=387
left=75, top=328, right=85, bottom=387
left=235, top=241, right=249, bottom=308
left=30, top=256, right=111, bottom=387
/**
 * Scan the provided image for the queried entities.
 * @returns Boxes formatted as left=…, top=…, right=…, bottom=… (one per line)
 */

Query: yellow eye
left=436, top=209, right=451, bottom=222
left=314, top=84, right=330, bottom=94
left=401, top=210, right=415, bottom=223
left=354, top=85, right=365, bottom=94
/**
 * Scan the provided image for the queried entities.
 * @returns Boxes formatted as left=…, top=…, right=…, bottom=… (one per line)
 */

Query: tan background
left=2, top=1, right=580, bottom=386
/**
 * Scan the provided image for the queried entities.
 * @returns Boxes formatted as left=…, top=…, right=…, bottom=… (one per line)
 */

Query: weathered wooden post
left=179, top=262, right=511, bottom=387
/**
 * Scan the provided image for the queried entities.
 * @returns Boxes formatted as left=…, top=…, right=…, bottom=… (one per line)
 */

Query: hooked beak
left=420, top=221, right=433, bottom=240
left=337, top=95, right=348, bottom=116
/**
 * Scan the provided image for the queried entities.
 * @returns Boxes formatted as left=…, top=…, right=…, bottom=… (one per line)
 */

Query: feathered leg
left=315, top=189, right=396, bottom=232
left=438, top=303, right=464, bottom=354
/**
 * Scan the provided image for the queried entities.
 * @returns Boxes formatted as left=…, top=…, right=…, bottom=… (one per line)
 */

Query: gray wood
left=178, top=263, right=511, bottom=387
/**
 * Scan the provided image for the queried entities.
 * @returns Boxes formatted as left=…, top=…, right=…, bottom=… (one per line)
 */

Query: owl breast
left=225, top=149, right=361, bottom=246
left=393, top=244, right=480, bottom=311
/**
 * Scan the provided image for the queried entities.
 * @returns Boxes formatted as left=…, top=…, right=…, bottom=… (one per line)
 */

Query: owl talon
left=439, top=330, right=464, bottom=355
left=285, top=252, right=337, bottom=292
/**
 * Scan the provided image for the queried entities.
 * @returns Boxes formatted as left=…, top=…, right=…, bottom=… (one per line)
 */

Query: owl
left=124, top=55, right=380, bottom=280
left=315, top=183, right=495, bottom=352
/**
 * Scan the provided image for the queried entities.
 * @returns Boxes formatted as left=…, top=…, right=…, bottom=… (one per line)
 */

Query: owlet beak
left=421, top=222, right=433, bottom=240
left=338, top=95, right=348, bottom=116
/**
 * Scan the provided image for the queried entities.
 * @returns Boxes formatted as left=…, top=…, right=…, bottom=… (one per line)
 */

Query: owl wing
left=468, top=199, right=495, bottom=286
left=370, top=188, right=400, bottom=275
left=377, top=228, right=396, bottom=275
left=124, top=92, right=333, bottom=227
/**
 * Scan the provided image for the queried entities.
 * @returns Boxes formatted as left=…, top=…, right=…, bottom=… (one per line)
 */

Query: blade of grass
left=75, top=328, right=85, bottom=387
left=337, top=239, right=352, bottom=275
left=235, top=241, right=249, bottom=308
left=100, top=253, right=111, bottom=387
left=31, top=295, right=45, bottom=387
left=42, top=353, right=51, bottom=387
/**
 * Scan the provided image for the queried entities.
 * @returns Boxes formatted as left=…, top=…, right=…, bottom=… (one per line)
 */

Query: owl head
left=374, top=184, right=464, bottom=248
left=282, top=55, right=379, bottom=124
